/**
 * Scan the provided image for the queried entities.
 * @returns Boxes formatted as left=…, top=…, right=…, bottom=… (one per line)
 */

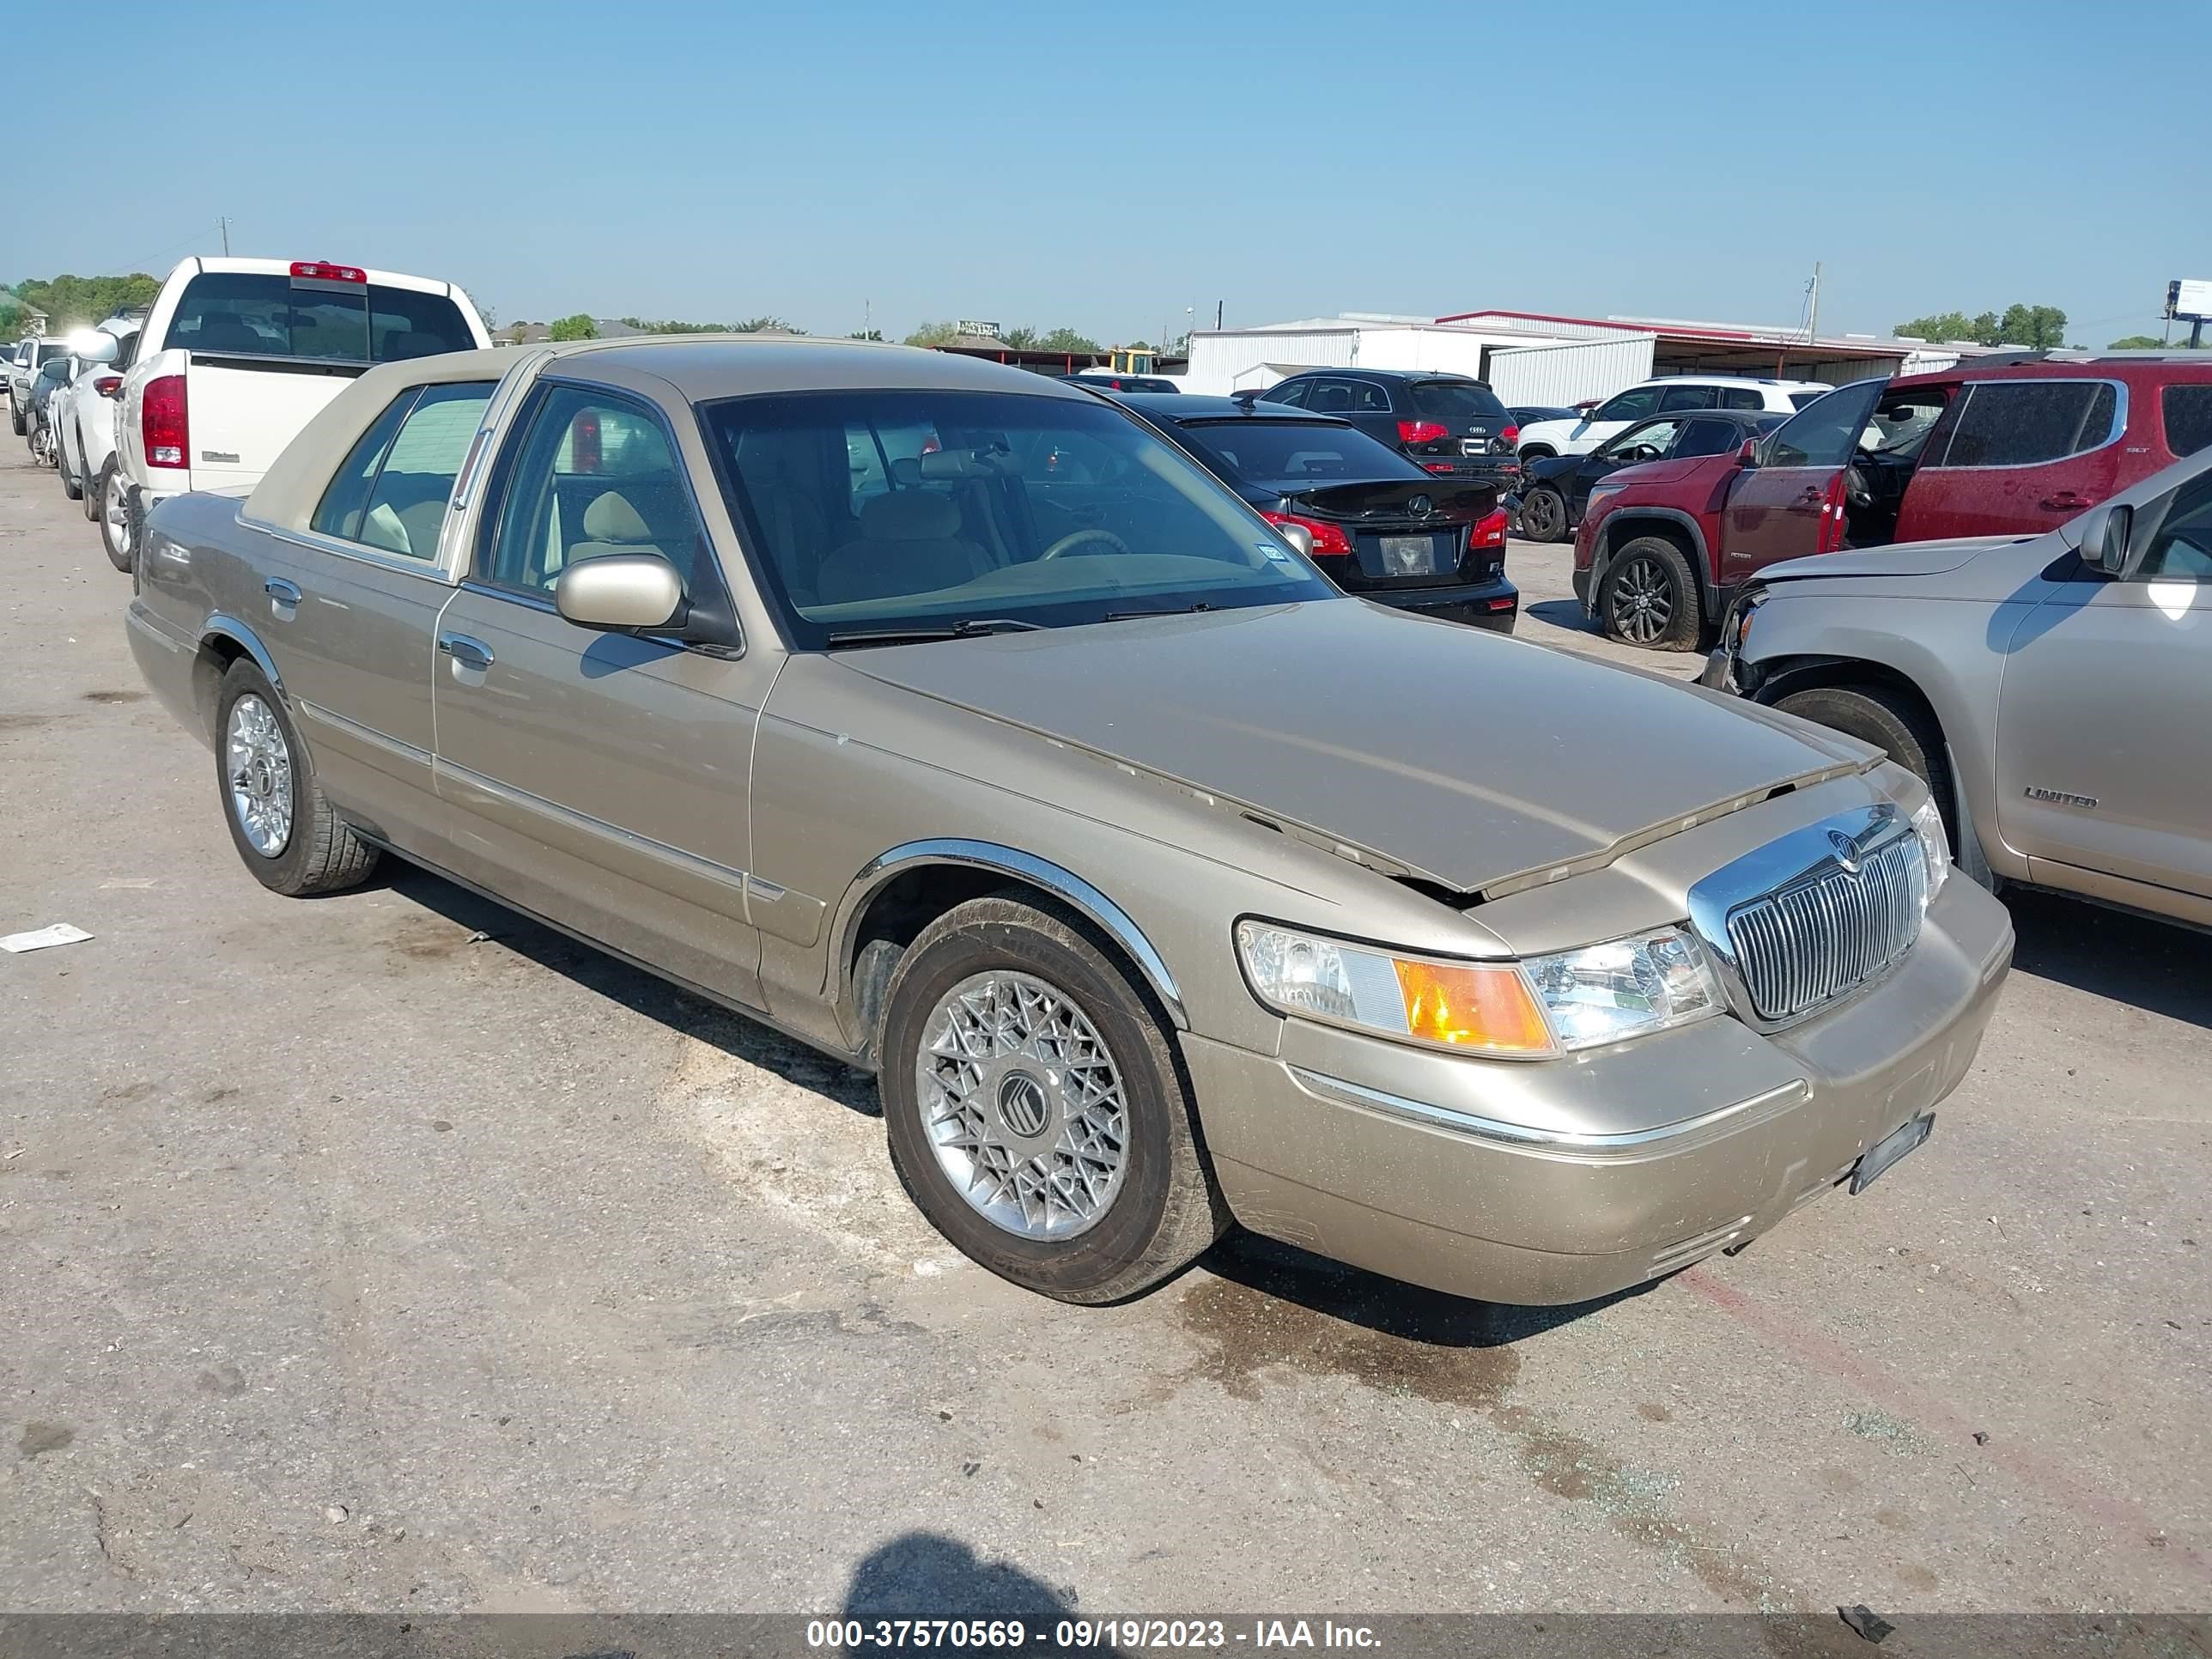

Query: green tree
left=903, top=320, right=961, bottom=347
left=998, top=325, right=1039, bottom=349
left=1036, top=326, right=1101, bottom=354
left=1894, top=303, right=2066, bottom=348
left=13, top=273, right=162, bottom=330
left=732, top=315, right=800, bottom=333
left=549, top=314, right=598, bottom=342
left=2108, top=334, right=2164, bottom=349
left=848, top=328, right=884, bottom=341
left=1997, top=304, right=2067, bottom=349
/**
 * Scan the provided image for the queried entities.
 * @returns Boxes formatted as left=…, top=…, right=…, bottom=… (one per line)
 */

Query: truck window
left=164, top=273, right=475, bottom=364
left=1935, top=380, right=2118, bottom=468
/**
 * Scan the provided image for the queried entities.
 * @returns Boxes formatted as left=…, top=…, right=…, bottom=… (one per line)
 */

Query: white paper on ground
left=0, top=924, right=94, bottom=954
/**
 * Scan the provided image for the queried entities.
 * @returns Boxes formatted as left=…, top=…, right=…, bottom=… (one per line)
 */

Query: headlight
left=1911, top=799, right=1951, bottom=902
left=1585, top=483, right=1626, bottom=512
left=1235, top=921, right=1723, bottom=1057
left=1728, top=587, right=1767, bottom=654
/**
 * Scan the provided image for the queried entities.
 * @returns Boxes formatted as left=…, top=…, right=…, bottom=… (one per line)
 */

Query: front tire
left=214, top=659, right=380, bottom=896
left=98, top=463, right=133, bottom=573
left=59, top=427, right=83, bottom=500
left=1598, top=535, right=1700, bottom=651
left=7, top=398, right=21, bottom=437
left=1773, top=684, right=1956, bottom=839
left=878, top=896, right=1227, bottom=1304
left=82, top=444, right=102, bottom=521
left=1519, top=483, right=1569, bottom=543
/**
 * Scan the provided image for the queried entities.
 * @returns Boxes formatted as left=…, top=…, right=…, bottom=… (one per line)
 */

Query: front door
left=1994, top=464, right=2212, bottom=900
left=1897, top=377, right=2126, bottom=541
left=430, top=380, right=775, bottom=1007
left=1719, top=378, right=1887, bottom=583
left=253, top=378, right=497, bottom=854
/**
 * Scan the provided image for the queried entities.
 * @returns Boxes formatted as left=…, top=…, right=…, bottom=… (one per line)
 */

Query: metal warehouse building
left=1179, top=309, right=1990, bottom=403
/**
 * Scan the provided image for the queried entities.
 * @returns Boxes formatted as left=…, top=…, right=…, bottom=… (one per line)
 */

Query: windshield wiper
left=1103, top=601, right=1218, bottom=623
left=824, top=617, right=1045, bottom=649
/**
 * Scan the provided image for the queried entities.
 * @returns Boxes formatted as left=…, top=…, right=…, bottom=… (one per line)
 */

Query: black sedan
left=1515, top=409, right=1785, bottom=542
left=1118, top=394, right=1517, bottom=632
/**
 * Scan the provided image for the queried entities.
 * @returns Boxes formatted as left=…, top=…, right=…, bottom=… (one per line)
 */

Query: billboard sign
left=2166, top=279, right=2212, bottom=322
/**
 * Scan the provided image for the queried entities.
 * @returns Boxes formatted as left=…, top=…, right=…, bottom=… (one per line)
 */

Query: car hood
left=836, top=601, right=1873, bottom=896
left=1759, top=534, right=2029, bottom=586
left=1589, top=454, right=1714, bottom=491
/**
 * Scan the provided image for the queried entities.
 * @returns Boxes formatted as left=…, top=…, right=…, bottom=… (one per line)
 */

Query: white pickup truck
left=99, top=257, right=489, bottom=564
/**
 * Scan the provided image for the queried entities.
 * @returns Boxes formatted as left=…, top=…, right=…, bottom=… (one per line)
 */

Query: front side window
left=1177, top=419, right=1425, bottom=484
left=483, top=385, right=709, bottom=593
left=1936, top=380, right=2118, bottom=468
left=1764, top=379, right=1887, bottom=469
left=2162, top=385, right=2212, bottom=459
left=1674, top=418, right=1747, bottom=459
left=1592, top=386, right=1662, bottom=423
left=1601, top=418, right=1683, bottom=460
left=2141, top=470, right=2212, bottom=582
left=702, top=388, right=1337, bottom=646
left=164, top=272, right=475, bottom=363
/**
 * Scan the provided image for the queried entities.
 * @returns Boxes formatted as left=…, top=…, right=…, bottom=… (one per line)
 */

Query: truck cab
left=111, top=257, right=488, bottom=563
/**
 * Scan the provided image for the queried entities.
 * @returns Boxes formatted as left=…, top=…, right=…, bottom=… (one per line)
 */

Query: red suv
left=1573, top=356, right=2212, bottom=648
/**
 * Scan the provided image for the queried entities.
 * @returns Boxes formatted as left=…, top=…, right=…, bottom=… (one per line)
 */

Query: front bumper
left=1356, top=573, right=1519, bottom=633
left=1184, top=875, right=2013, bottom=1306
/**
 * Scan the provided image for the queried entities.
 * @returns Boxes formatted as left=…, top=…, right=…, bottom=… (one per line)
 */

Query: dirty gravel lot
left=0, top=444, right=2206, bottom=1621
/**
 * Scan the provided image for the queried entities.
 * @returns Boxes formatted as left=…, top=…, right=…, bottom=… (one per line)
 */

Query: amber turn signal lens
left=1392, top=958, right=1553, bottom=1054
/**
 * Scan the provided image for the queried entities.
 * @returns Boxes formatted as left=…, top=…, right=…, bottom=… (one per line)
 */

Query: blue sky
left=17, top=0, right=2210, bottom=346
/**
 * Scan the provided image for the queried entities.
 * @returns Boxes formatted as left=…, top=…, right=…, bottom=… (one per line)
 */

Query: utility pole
left=1215, top=299, right=1224, bottom=330
left=1805, top=260, right=1821, bottom=343
left=218, top=216, right=230, bottom=255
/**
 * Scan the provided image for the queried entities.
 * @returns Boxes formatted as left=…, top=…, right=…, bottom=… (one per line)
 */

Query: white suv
left=1516, top=377, right=1832, bottom=462
left=99, top=256, right=489, bottom=565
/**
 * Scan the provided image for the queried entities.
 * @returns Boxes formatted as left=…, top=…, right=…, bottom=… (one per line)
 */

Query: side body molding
left=832, top=839, right=1188, bottom=1029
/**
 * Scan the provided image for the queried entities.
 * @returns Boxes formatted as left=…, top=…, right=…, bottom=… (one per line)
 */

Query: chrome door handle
left=264, top=578, right=301, bottom=618
left=437, top=633, right=495, bottom=672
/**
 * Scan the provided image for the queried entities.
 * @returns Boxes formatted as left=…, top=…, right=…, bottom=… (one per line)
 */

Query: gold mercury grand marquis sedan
left=125, top=338, right=2014, bottom=1305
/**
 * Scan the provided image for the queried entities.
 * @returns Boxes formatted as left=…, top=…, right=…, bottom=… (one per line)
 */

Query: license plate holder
left=1851, top=1112, right=1934, bottom=1194
left=1378, top=534, right=1438, bottom=576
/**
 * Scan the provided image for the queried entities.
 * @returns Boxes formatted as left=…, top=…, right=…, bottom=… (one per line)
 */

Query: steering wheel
left=1039, top=527, right=1131, bottom=561
left=1844, top=464, right=1875, bottom=510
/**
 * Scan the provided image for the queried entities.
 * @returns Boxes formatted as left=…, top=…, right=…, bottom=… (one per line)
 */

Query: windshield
left=1176, top=418, right=1425, bottom=485
left=164, top=272, right=476, bottom=363
left=1409, top=380, right=1508, bottom=419
left=702, top=389, right=1339, bottom=647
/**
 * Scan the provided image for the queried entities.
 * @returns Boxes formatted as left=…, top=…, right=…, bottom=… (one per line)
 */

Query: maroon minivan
left=1573, top=356, right=2212, bottom=648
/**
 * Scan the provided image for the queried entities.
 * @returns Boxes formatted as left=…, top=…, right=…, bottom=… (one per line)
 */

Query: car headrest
left=582, top=490, right=653, bottom=544
left=919, top=447, right=1018, bottom=480
left=859, top=490, right=961, bottom=541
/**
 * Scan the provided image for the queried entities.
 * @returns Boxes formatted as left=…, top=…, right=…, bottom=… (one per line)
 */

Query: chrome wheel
left=224, top=694, right=295, bottom=857
left=1608, top=554, right=1675, bottom=645
left=103, top=471, right=129, bottom=543
left=916, top=970, right=1129, bottom=1241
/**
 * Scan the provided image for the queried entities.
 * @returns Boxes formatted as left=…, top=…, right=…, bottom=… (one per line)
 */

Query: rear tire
left=1598, top=535, right=1700, bottom=651
left=1519, top=483, right=1569, bottom=543
left=7, top=399, right=21, bottom=437
left=213, top=658, right=380, bottom=896
left=878, top=895, right=1227, bottom=1304
left=98, top=464, right=133, bottom=573
left=59, top=427, right=83, bottom=500
left=1773, top=684, right=1956, bottom=840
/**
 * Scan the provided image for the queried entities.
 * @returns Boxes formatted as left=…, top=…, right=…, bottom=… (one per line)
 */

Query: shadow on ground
left=386, top=860, right=880, bottom=1114
left=841, top=1532, right=1088, bottom=1638
left=2004, top=885, right=2212, bottom=1032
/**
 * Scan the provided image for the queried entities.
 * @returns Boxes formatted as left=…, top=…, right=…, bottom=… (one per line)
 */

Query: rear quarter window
left=164, top=272, right=475, bottom=363
left=1938, top=380, right=2117, bottom=467
left=2162, top=385, right=2212, bottom=458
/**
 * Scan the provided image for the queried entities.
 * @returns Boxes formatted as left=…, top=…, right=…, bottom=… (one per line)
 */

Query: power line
left=95, top=222, right=222, bottom=279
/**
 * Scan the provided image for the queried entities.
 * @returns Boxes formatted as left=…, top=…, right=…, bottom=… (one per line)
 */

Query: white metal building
left=1178, top=308, right=1984, bottom=404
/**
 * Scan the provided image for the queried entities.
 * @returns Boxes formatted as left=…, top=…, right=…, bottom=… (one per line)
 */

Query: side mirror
left=1272, top=520, right=1316, bottom=560
left=76, top=332, right=120, bottom=365
left=2075, top=501, right=2137, bottom=578
left=553, top=554, right=689, bottom=633
left=1736, top=437, right=1760, bottom=469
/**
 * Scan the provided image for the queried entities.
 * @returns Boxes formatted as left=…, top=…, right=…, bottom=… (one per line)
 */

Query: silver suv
left=1703, top=443, right=2212, bottom=930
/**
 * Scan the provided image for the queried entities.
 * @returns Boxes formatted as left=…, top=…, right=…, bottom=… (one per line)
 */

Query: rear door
left=1718, top=378, right=1887, bottom=582
left=1994, top=461, right=2212, bottom=900
left=168, top=266, right=479, bottom=494
left=1897, top=377, right=2125, bottom=540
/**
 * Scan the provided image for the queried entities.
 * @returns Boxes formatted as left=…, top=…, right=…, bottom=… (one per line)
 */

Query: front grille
left=1725, top=830, right=1928, bottom=1022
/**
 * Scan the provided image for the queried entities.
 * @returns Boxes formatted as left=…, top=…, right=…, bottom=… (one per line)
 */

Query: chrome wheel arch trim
left=199, top=615, right=288, bottom=698
left=831, top=839, right=1188, bottom=1030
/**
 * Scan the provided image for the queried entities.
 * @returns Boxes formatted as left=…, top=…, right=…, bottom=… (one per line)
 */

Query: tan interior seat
left=814, top=491, right=990, bottom=606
